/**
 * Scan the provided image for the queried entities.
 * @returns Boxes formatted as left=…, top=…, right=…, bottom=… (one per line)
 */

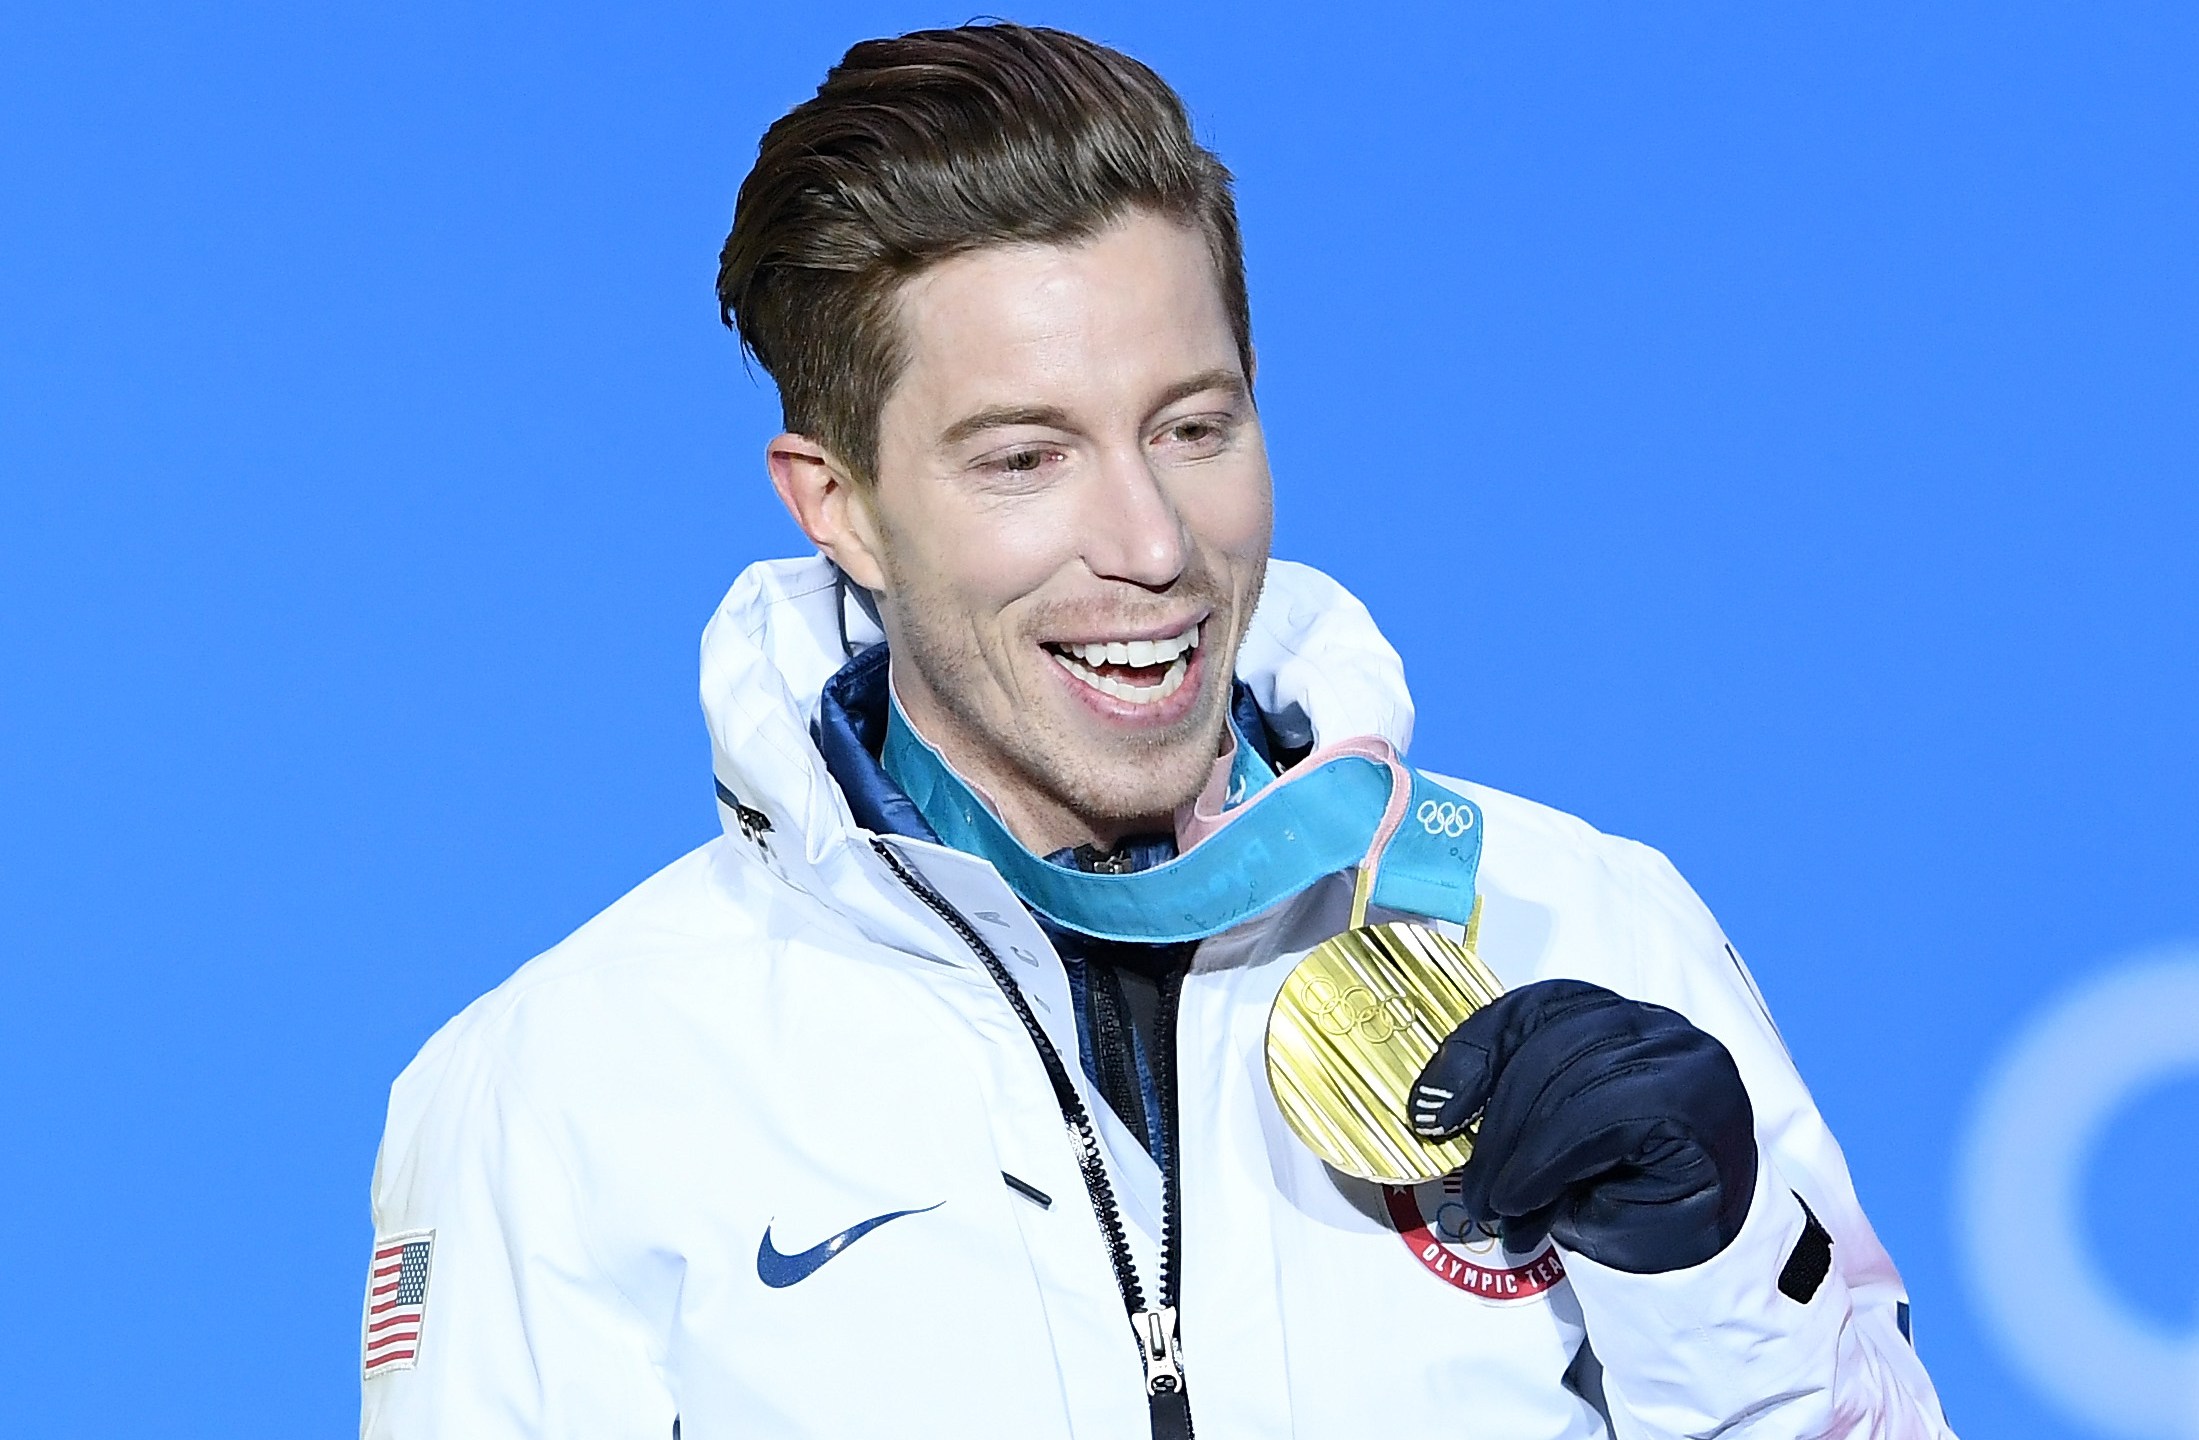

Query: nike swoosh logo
left=756, top=1202, right=943, bottom=1289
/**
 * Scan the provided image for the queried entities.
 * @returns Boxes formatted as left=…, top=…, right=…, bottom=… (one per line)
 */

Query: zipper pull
left=1133, top=1305, right=1185, bottom=1395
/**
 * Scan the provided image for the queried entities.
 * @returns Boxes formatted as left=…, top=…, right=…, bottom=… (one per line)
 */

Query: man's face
left=848, top=213, right=1273, bottom=852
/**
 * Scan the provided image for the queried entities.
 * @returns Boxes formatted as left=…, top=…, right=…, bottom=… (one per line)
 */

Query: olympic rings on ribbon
left=1417, top=799, right=1475, bottom=839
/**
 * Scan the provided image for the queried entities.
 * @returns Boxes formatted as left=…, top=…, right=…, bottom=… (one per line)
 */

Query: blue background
left=3, top=3, right=2193, bottom=1435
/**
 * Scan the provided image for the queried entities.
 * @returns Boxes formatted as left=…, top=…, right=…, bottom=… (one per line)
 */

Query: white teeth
left=1058, top=623, right=1201, bottom=671
left=1050, top=651, right=1190, bottom=705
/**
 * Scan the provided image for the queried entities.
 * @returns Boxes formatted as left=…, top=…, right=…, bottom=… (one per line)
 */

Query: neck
left=885, top=676, right=1174, bottom=854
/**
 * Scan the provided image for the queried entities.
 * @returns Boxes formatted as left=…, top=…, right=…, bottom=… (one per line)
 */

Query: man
left=363, top=23, right=1953, bottom=1439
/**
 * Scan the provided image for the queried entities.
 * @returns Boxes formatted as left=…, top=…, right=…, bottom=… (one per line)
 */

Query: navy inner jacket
left=814, top=641, right=1284, bottom=1168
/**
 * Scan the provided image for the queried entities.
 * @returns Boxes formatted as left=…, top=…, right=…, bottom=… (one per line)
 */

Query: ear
left=765, top=432, right=888, bottom=592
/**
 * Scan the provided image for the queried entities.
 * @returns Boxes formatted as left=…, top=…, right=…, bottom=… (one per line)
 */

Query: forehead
left=884, top=214, right=1241, bottom=432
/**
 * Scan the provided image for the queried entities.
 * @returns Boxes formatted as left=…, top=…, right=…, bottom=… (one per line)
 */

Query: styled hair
left=716, top=22, right=1250, bottom=484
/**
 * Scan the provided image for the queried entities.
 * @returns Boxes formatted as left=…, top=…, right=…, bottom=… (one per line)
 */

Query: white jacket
left=362, top=556, right=1953, bottom=1439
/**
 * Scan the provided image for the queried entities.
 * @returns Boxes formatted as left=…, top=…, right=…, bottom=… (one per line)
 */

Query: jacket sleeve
left=1552, top=842, right=1955, bottom=1439
left=360, top=1014, right=675, bottom=1440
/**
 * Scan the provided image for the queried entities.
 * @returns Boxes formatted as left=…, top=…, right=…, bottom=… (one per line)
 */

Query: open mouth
left=1044, top=622, right=1201, bottom=706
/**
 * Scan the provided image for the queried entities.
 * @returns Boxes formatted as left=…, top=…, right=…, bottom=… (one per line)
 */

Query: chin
left=1043, top=738, right=1216, bottom=831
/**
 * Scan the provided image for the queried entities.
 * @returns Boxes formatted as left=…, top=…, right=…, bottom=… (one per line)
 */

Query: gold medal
left=1265, top=898, right=1503, bottom=1184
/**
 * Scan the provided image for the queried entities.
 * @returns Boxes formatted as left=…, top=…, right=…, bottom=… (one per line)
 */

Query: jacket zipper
left=874, top=839, right=1194, bottom=1439
left=1148, top=966, right=1193, bottom=1440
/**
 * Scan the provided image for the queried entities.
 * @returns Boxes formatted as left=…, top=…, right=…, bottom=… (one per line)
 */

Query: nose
left=1080, top=446, right=1189, bottom=590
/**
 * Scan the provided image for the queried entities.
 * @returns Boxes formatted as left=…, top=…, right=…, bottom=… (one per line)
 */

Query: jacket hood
left=699, top=554, right=1414, bottom=892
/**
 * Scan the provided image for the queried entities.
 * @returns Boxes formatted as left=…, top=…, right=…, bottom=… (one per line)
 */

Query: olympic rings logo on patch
left=1433, top=1203, right=1501, bottom=1248
left=1301, top=977, right=1415, bottom=1044
left=1417, top=799, right=1475, bottom=838
left=1383, top=1183, right=1567, bottom=1302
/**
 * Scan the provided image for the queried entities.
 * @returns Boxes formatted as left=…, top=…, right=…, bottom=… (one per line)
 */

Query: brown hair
left=716, top=22, right=1250, bottom=485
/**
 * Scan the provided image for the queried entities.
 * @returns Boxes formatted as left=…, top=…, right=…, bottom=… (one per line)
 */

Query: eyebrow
left=937, top=403, right=1073, bottom=449
left=935, top=367, right=1249, bottom=450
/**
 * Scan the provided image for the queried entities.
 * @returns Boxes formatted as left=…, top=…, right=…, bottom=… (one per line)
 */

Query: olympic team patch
left=362, top=1229, right=435, bottom=1377
left=1383, top=1177, right=1567, bottom=1301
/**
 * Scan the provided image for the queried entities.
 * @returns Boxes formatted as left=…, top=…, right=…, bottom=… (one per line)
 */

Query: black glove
left=1409, top=979, right=1757, bottom=1274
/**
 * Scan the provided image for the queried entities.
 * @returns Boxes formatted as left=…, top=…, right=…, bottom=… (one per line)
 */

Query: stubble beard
left=882, top=562, right=1251, bottom=847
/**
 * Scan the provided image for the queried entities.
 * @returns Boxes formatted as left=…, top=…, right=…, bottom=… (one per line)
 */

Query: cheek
left=1181, top=462, right=1276, bottom=569
left=882, top=488, right=1071, bottom=632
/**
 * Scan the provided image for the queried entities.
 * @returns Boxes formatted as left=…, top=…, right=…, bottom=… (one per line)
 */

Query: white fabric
left=363, top=555, right=1953, bottom=1439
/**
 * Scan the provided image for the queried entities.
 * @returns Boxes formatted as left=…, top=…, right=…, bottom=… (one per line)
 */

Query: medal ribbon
left=881, top=699, right=1483, bottom=943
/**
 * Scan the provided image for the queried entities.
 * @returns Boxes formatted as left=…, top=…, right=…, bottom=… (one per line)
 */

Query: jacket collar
left=699, top=554, right=1417, bottom=910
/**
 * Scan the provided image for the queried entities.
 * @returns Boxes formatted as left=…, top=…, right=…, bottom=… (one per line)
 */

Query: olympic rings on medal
left=1300, top=977, right=1415, bottom=1044
left=1417, top=798, right=1475, bottom=838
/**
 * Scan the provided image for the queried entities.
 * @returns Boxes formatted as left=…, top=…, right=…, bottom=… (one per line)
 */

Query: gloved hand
left=1409, top=979, right=1758, bottom=1274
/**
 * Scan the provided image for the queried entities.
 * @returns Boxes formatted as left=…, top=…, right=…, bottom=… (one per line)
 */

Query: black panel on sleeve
left=1778, top=1195, right=1835, bottom=1303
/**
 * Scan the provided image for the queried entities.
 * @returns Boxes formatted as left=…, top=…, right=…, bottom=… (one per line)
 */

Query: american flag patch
left=362, top=1229, right=435, bottom=1377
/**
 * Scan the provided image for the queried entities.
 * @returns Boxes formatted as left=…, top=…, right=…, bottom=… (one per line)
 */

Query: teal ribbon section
left=881, top=699, right=1482, bottom=943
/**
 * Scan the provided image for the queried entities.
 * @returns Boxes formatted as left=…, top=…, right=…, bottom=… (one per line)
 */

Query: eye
left=1155, top=415, right=1232, bottom=457
left=972, top=443, right=1067, bottom=485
